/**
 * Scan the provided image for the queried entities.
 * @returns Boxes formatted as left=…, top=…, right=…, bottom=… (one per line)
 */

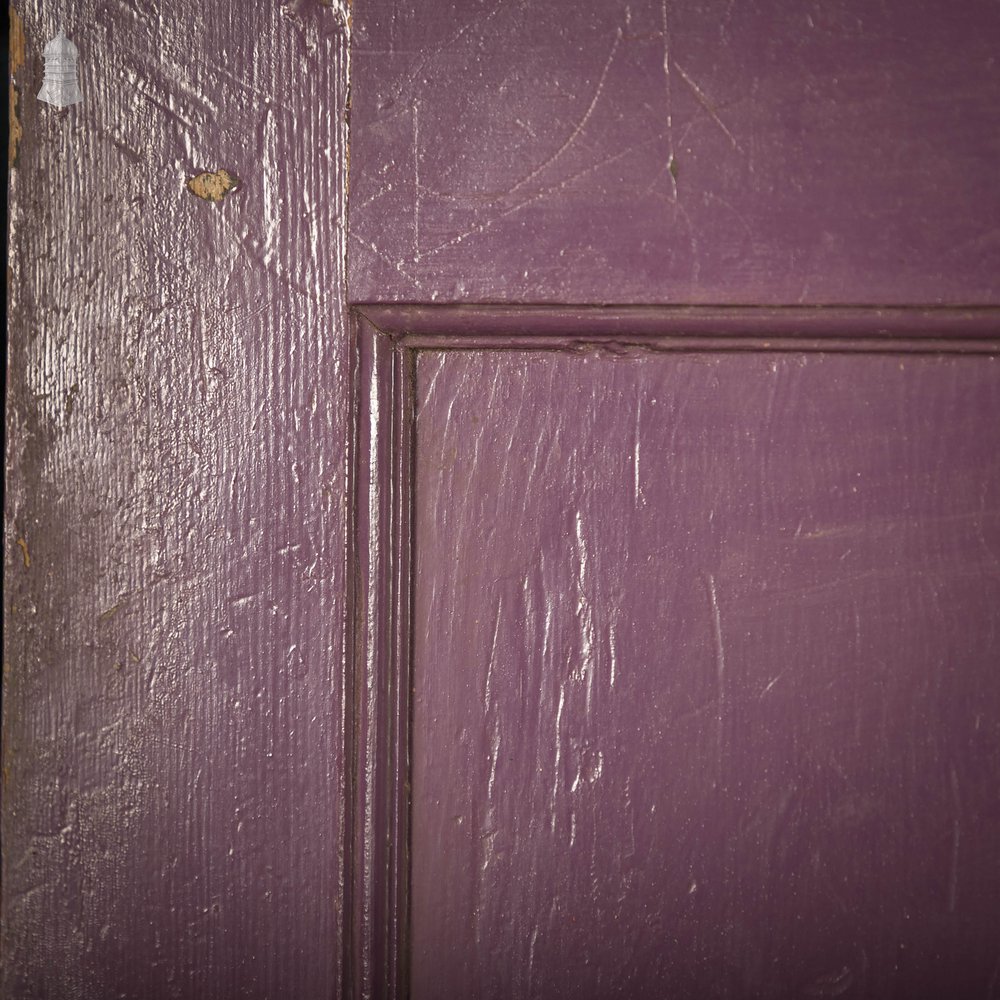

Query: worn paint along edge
left=9, top=7, right=26, bottom=167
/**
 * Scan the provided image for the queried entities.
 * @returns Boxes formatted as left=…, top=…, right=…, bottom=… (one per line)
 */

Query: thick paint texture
left=411, top=349, right=1000, bottom=998
left=350, top=0, right=1000, bottom=305
left=4, top=3, right=349, bottom=996
left=7, top=0, right=1000, bottom=995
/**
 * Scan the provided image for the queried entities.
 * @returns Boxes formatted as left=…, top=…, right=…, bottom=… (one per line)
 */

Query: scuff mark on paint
left=9, top=7, right=26, bottom=168
left=186, top=169, right=239, bottom=203
left=948, top=764, right=961, bottom=913
left=674, top=61, right=741, bottom=151
left=503, top=27, right=622, bottom=200
left=16, top=537, right=31, bottom=568
left=633, top=398, right=645, bottom=506
left=573, top=511, right=596, bottom=714
left=804, top=965, right=855, bottom=997
left=706, top=573, right=726, bottom=776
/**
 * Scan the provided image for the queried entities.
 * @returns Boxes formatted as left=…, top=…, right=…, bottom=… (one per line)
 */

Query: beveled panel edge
left=347, top=311, right=414, bottom=1000
left=356, top=304, right=1000, bottom=347
left=346, top=301, right=1000, bottom=998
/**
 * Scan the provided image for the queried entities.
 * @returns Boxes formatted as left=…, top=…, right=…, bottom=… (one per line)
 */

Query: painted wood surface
left=4, top=3, right=350, bottom=996
left=349, top=0, right=1000, bottom=306
left=411, top=347, right=1000, bottom=998
left=6, top=0, right=1000, bottom=994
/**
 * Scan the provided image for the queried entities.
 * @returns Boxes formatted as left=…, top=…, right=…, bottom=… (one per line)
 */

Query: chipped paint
left=186, top=168, right=239, bottom=203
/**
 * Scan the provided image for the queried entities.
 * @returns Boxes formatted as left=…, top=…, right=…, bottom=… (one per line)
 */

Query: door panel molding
left=346, top=304, right=999, bottom=999
left=348, top=313, right=415, bottom=1000
left=359, top=304, right=1000, bottom=345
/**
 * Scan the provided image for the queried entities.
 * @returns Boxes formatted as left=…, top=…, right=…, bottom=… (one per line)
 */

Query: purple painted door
left=347, top=0, right=1000, bottom=997
left=6, top=0, right=1000, bottom=996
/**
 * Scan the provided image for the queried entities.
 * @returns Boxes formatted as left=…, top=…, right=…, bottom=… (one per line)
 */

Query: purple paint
left=350, top=0, right=1000, bottom=306
left=5, top=2, right=349, bottom=996
left=409, top=345, right=1000, bottom=997
left=6, top=0, right=1000, bottom=995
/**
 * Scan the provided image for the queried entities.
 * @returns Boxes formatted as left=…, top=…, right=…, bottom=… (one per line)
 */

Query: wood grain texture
left=349, top=0, right=1000, bottom=306
left=411, top=347, right=1000, bottom=998
left=3, top=2, right=350, bottom=996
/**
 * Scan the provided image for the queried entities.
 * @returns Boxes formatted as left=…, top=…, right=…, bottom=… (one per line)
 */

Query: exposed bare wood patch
left=186, top=168, right=239, bottom=203
left=9, top=8, right=25, bottom=80
left=9, top=7, right=26, bottom=167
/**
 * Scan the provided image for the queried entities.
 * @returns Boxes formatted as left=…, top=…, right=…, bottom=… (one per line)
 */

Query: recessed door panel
left=410, top=348, right=1000, bottom=999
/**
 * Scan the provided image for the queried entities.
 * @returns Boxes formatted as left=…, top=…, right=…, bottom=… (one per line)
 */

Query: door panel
left=347, top=0, right=1000, bottom=994
left=410, top=347, right=1000, bottom=998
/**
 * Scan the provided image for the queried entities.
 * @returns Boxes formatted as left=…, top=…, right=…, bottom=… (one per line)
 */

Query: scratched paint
left=349, top=0, right=1000, bottom=305
left=410, top=348, right=1000, bottom=998
left=3, top=1, right=349, bottom=995
left=7, top=0, right=1000, bottom=994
